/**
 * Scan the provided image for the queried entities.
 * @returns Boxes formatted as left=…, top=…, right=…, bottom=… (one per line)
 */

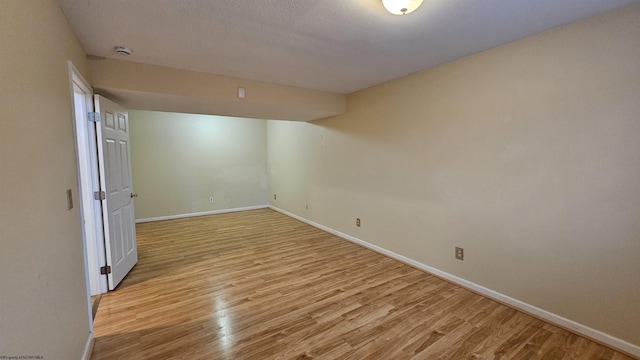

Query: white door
left=95, top=95, right=138, bottom=290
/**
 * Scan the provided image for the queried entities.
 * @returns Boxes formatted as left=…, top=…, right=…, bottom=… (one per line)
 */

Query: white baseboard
left=269, top=205, right=640, bottom=358
left=81, top=333, right=94, bottom=360
left=135, top=205, right=269, bottom=223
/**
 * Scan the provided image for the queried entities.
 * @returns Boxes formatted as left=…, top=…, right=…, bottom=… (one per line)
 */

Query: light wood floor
left=91, top=209, right=633, bottom=360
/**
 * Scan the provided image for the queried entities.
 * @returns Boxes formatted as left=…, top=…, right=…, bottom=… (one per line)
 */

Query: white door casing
left=95, top=95, right=138, bottom=290
left=71, top=80, right=109, bottom=296
left=68, top=62, right=104, bottom=336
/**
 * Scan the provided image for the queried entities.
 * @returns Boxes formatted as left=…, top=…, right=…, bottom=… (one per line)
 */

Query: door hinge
left=100, top=266, right=111, bottom=275
left=94, top=191, right=106, bottom=200
left=88, top=112, right=101, bottom=122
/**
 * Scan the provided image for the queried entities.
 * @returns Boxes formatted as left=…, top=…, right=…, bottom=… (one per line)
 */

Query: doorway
left=68, top=62, right=139, bottom=300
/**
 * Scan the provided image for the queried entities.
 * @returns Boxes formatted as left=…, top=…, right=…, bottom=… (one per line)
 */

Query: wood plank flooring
left=91, top=209, right=634, bottom=359
left=91, top=294, right=102, bottom=320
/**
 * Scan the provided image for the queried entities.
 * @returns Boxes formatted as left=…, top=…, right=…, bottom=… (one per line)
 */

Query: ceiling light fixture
left=382, top=0, right=423, bottom=15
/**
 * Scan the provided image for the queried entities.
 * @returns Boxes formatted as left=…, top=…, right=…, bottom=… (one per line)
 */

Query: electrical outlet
left=356, top=218, right=361, bottom=227
left=209, top=197, right=214, bottom=204
left=455, top=247, right=464, bottom=260
left=306, top=204, right=308, bottom=209
left=274, top=194, right=277, bottom=200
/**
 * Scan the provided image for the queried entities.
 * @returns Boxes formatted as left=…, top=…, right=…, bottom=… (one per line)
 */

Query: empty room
left=1, top=1, right=639, bottom=359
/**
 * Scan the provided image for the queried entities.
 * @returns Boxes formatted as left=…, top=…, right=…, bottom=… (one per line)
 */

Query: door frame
left=68, top=61, right=108, bottom=301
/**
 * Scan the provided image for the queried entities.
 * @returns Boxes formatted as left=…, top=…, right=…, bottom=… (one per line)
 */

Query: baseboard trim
left=81, top=333, right=94, bottom=360
left=269, top=205, right=640, bottom=358
left=135, top=205, right=269, bottom=223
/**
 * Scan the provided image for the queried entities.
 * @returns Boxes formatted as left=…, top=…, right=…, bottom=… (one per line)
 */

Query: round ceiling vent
left=114, top=45, right=132, bottom=55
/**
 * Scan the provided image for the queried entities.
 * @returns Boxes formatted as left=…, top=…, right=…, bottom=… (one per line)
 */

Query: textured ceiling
left=56, top=0, right=639, bottom=94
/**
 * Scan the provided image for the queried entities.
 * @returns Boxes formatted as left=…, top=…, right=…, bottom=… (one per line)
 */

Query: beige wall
left=90, top=59, right=346, bottom=122
left=0, top=0, right=91, bottom=358
left=130, top=111, right=268, bottom=220
left=268, top=4, right=640, bottom=347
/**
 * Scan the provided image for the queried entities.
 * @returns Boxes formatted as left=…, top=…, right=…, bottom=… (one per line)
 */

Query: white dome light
left=382, top=0, right=424, bottom=15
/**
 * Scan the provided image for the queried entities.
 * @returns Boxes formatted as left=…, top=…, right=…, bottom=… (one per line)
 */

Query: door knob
left=130, top=192, right=139, bottom=198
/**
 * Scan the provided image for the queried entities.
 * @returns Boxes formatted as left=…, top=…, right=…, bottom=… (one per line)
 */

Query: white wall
left=0, top=1, right=92, bottom=358
left=268, top=4, right=640, bottom=348
left=129, top=111, right=268, bottom=220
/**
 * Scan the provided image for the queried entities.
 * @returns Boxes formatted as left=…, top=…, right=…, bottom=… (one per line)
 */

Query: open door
left=95, top=95, right=138, bottom=290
